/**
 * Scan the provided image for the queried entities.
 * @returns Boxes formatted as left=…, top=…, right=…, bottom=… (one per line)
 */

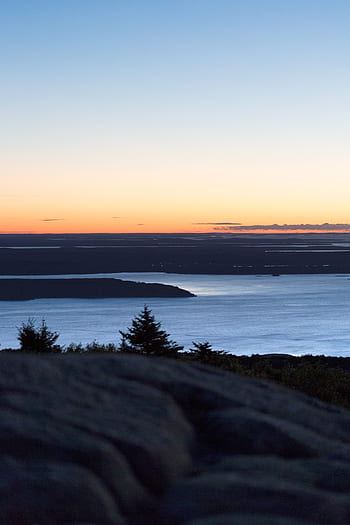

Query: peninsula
left=0, top=278, right=195, bottom=300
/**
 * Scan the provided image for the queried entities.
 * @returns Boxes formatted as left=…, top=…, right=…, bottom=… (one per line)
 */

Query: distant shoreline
left=1, top=233, right=350, bottom=275
left=0, top=278, right=195, bottom=301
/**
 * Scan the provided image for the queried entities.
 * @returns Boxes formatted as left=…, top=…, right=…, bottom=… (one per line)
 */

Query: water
left=1, top=273, right=350, bottom=356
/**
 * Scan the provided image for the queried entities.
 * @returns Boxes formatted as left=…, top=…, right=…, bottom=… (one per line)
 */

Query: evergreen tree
left=188, top=341, right=228, bottom=363
left=17, top=318, right=61, bottom=353
left=189, top=341, right=215, bottom=358
left=119, top=305, right=183, bottom=356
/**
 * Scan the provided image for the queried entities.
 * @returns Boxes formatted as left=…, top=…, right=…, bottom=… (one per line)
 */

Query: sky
left=1, top=0, right=350, bottom=234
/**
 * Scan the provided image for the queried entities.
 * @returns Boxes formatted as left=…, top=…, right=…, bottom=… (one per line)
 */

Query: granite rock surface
left=0, top=353, right=350, bottom=524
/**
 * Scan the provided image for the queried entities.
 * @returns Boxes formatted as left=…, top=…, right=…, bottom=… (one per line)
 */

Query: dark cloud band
left=213, top=223, right=350, bottom=231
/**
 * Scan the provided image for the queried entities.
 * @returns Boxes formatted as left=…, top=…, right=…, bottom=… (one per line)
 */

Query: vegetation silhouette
left=188, top=341, right=229, bottom=365
left=119, top=305, right=183, bottom=356
left=9, top=310, right=350, bottom=409
left=17, top=318, right=61, bottom=353
left=65, top=341, right=118, bottom=353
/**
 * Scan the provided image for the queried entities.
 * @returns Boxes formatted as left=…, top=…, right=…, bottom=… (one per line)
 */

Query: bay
left=0, top=273, right=350, bottom=356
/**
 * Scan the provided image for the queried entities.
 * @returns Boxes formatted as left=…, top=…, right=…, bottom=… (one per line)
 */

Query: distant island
left=0, top=278, right=195, bottom=300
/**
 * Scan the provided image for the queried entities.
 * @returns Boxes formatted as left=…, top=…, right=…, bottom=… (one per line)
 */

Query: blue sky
left=1, top=1, right=350, bottom=232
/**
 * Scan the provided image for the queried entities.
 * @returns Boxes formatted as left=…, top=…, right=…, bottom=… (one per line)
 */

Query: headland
left=0, top=278, right=195, bottom=300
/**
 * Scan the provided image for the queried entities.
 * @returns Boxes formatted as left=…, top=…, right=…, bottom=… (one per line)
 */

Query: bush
left=65, top=341, right=118, bottom=353
left=84, top=341, right=118, bottom=353
left=64, top=342, right=85, bottom=353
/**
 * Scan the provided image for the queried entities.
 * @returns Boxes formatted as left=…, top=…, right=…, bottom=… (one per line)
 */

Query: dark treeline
left=4, top=307, right=350, bottom=411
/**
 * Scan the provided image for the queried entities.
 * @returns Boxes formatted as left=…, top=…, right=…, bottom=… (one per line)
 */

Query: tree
left=119, top=305, right=183, bottom=356
left=17, top=318, right=61, bottom=353
left=188, top=341, right=228, bottom=363
left=189, top=341, right=215, bottom=359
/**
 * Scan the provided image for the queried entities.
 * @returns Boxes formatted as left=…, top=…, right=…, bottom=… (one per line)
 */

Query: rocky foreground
left=1, top=354, right=350, bottom=524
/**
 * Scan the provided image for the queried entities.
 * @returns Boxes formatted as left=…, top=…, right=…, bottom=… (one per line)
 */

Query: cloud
left=193, top=222, right=242, bottom=225
left=213, top=223, right=350, bottom=232
left=112, top=216, right=121, bottom=219
left=137, top=223, right=144, bottom=226
left=40, top=218, right=64, bottom=222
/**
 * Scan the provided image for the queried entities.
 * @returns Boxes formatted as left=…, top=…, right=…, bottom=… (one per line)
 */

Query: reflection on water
left=0, top=273, right=350, bottom=356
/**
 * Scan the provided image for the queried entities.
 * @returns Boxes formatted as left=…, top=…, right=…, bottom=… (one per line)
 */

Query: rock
left=160, top=471, right=350, bottom=524
left=200, top=407, right=346, bottom=457
left=0, top=455, right=123, bottom=525
left=185, top=515, right=318, bottom=525
left=203, top=455, right=350, bottom=493
left=1, top=353, right=350, bottom=524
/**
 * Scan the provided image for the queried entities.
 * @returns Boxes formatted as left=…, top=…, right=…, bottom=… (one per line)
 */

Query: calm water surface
left=1, top=273, right=350, bottom=356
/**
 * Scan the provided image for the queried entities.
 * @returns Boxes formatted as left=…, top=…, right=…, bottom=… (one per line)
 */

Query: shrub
left=65, top=341, right=118, bottom=353
left=64, top=342, right=85, bottom=353
left=84, top=341, right=118, bottom=353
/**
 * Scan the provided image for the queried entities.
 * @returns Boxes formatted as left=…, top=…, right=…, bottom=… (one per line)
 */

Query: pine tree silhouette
left=17, top=319, right=60, bottom=353
left=119, top=305, right=183, bottom=356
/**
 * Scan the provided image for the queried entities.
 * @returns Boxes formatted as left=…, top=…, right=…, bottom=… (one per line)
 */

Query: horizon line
left=1, top=230, right=350, bottom=236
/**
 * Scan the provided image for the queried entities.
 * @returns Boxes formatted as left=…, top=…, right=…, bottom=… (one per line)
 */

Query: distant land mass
left=1, top=232, right=350, bottom=275
left=0, top=278, right=195, bottom=301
